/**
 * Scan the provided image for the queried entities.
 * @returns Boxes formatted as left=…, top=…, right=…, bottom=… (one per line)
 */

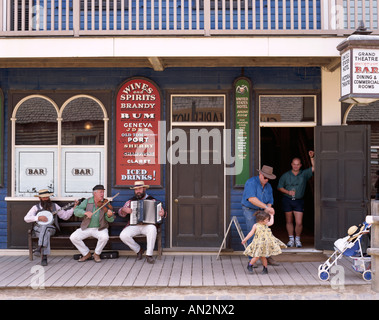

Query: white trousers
left=70, top=227, right=109, bottom=256
left=119, top=225, right=157, bottom=256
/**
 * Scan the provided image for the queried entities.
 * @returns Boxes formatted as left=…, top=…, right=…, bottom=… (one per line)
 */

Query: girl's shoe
left=295, top=238, right=302, bottom=248
left=287, top=239, right=295, bottom=247
left=247, top=263, right=254, bottom=273
left=261, top=266, right=268, bottom=275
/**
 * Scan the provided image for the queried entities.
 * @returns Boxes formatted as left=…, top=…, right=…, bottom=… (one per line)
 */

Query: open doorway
left=260, top=127, right=315, bottom=248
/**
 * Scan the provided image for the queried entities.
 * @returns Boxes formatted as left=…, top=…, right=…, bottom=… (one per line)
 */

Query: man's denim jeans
left=242, top=205, right=256, bottom=245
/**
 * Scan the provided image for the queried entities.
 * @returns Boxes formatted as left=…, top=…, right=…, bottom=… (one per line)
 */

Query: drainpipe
left=367, top=200, right=379, bottom=292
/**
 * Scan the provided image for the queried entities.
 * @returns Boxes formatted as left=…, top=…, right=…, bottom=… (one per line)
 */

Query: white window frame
left=259, top=94, right=317, bottom=128
left=8, top=94, right=109, bottom=200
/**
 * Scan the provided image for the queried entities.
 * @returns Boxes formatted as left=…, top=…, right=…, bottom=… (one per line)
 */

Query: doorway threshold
left=282, top=247, right=323, bottom=253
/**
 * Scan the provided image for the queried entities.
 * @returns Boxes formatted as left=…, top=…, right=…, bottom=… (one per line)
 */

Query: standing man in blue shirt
left=241, top=165, right=278, bottom=265
left=277, top=151, right=314, bottom=248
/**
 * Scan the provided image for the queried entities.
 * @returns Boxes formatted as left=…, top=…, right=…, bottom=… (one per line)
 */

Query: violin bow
left=93, top=192, right=120, bottom=215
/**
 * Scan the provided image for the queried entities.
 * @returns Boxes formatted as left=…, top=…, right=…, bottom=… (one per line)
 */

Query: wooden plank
left=292, top=262, right=322, bottom=285
left=0, top=257, right=36, bottom=286
left=179, top=255, right=192, bottom=286
left=145, top=255, right=165, bottom=286
left=63, top=260, right=100, bottom=287
left=44, top=256, right=77, bottom=287
left=120, top=257, right=141, bottom=286
left=280, top=262, right=308, bottom=285
left=229, top=256, right=250, bottom=286
left=168, top=255, right=183, bottom=287
left=133, top=259, right=155, bottom=286
left=212, top=255, right=226, bottom=286
left=156, top=255, right=174, bottom=286
left=16, top=256, right=65, bottom=287
left=191, top=255, right=203, bottom=286
left=271, top=263, right=294, bottom=286
left=99, top=256, right=129, bottom=286
left=86, top=258, right=118, bottom=287
left=220, top=256, right=238, bottom=286
left=202, top=255, right=214, bottom=286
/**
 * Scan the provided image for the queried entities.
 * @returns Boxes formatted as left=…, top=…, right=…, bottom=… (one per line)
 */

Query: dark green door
left=315, top=125, right=371, bottom=250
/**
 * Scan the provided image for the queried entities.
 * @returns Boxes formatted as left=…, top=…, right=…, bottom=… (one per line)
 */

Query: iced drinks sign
left=116, top=78, right=162, bottom=186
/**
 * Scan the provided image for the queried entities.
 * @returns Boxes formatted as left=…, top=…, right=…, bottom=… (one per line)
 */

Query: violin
left=93, top=193, right=120, bottom=217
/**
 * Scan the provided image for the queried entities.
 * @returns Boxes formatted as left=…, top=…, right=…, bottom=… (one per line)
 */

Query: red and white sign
left=115, top=78, right=162, bottom=186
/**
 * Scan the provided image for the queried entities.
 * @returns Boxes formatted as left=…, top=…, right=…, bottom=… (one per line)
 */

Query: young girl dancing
left=242, top=211, right=286, bottom=274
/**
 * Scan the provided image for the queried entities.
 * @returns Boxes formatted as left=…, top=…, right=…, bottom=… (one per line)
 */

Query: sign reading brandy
left=116, top=78, right=162, bottom=186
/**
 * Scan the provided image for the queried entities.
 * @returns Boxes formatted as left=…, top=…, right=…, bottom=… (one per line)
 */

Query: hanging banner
left=234, top=77, right=251, bottom=187
left=115, top=77, right=162, bottom=187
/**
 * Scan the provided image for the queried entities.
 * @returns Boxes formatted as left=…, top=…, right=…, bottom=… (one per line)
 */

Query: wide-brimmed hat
left=348, top=225, right=358, bottom=235
left=130, top=181, right=150, bottom=189
left=257, top=165, right=276, bottom=180
left=34, top=189, right=54, bottom=198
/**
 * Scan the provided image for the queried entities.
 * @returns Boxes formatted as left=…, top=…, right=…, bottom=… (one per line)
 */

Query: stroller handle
left=366, top=216, right=379, bottom=224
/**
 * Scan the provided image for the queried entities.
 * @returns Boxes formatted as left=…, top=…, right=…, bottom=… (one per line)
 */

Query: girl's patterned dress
left=244, top=223, right=287, bottom=258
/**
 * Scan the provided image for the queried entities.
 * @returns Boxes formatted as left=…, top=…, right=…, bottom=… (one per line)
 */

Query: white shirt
left=24, top=203, right=74, bottom=223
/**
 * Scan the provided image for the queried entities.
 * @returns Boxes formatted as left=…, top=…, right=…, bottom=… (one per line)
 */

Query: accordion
left=130, top=200, right=163, bottom=225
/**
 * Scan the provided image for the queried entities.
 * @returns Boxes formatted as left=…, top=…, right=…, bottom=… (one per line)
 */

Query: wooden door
left=315, top=125, right=371, bottom=249
left=171, top=126, right=224, bottom=247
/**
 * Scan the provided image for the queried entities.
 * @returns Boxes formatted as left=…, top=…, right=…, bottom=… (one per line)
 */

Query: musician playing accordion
left=118, top=181, right=165, bottom=264
left=24, top=189, right=76, bottom=266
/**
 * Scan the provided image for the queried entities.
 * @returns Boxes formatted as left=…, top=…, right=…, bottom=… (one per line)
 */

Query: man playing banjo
left=24, top=189, right=78, bottom=266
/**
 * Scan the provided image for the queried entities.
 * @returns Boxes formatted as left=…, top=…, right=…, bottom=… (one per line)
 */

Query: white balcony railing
left=0, top=0, right=378, bottom=37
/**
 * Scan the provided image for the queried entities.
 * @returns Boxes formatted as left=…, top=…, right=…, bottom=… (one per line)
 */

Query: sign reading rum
left=116, top=78, right=162, bottom=187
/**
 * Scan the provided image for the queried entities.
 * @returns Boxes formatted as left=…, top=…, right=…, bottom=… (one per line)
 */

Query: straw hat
left=130, top=181, right=150, bottom=189
left=347, top=225, right=358, bottom=235
left=34, top=189, right=54, bottom=198
left=257, top=165, right=276, bottom=180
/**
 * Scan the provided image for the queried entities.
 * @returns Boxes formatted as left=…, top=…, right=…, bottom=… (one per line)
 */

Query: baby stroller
left=318, top=221, right=372, bottom=282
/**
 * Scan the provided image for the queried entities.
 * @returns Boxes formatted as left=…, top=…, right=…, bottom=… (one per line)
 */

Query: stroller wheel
left=363, top=270, right=372, bottom=282
left=318, top=270, right=330, bottom=281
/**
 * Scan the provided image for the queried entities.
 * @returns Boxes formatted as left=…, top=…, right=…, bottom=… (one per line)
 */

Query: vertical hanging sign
left=116, top=78, right=162, bottom=187
left=234, top=77, right=251, bottom=186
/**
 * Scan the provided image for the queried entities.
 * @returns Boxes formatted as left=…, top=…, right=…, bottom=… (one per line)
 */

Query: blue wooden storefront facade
left=0, top=66, right=320, bottom=251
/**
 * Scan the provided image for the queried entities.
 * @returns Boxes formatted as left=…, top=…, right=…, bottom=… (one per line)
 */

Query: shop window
left=171, top=95, right=225, bottom=124
left=15, top=97, right=58, bottom=145
left=11, top=94, right=108, bottom=198
left=61, top=97, right=104, bottom=145
left=259, top=95, right=317, bottom=126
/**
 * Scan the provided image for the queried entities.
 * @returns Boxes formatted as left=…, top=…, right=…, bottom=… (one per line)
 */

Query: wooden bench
left=28, top=216, right=162, bottom=261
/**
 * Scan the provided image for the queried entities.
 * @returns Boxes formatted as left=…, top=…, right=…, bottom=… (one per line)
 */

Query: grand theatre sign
left=338, top=33, right=379, bottom=105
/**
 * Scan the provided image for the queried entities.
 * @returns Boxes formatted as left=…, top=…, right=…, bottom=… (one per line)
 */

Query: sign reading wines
left=116, top=78, right=162, bottom=187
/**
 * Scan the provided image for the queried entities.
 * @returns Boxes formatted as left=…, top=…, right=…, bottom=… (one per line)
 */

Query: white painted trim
left=0, top=37, right=343, bottom=58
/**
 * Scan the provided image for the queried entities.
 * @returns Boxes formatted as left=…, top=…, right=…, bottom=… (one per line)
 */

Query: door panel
left=315, top=125, right=370, bottom=250
left=171, top=126, right=224, bottom=247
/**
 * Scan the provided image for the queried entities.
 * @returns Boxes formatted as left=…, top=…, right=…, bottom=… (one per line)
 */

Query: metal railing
left=0, top=0, right=378, bottom=37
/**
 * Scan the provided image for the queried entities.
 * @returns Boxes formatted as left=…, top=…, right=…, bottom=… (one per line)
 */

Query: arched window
left=11, top=94, right=108, bottom=198
left=61, top=96, right=105, bottom=145
left=15, top=96, right=58, bottom=145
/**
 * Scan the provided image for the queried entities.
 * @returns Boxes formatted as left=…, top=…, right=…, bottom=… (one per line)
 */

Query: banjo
left=36, top=198, right=84, bottom=226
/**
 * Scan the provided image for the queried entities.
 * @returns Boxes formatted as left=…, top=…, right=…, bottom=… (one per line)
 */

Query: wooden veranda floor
left=0, top=251, right=370, bottom=289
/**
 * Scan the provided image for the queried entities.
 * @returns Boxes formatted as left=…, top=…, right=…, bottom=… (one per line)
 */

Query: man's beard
left=40, top=199, right=53, bottom=211
left=135, top=191, right=146, bottom=200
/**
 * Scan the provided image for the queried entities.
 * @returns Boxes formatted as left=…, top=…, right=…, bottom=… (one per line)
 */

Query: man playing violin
left=70, top=185, right=115, bottom=263
left=24, top=189, right=77, bottom=266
